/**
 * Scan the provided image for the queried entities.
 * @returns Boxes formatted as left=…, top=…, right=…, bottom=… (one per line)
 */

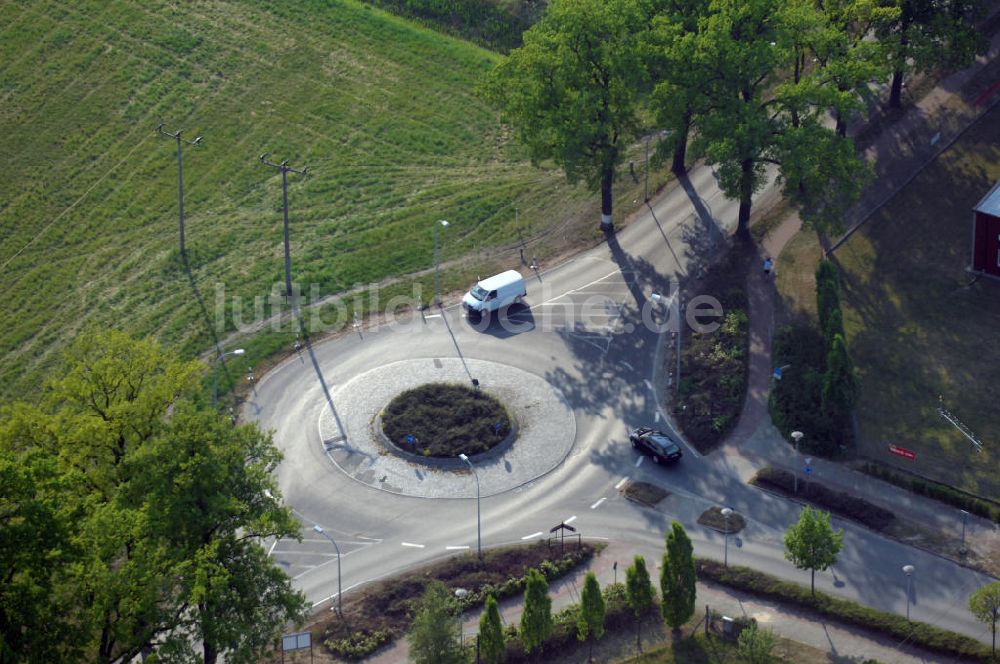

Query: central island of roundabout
left=317, top=357, right=576, bottom=498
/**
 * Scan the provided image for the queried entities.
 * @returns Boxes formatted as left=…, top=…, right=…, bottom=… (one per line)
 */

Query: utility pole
left=157, top=124, right=202, bottom=256
left=259, top=154, right=307, bottom=300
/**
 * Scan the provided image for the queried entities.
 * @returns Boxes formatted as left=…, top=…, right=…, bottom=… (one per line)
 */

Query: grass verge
left=696, top=559, right=992, bottom=662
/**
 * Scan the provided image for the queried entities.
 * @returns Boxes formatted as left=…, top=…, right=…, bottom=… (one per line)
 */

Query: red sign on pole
left=889, top=444, right=916, bottom=460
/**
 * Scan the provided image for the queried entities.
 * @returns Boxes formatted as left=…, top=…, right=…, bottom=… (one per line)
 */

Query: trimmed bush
left=696, top=559, right=992, bottom=662
left=382, top=382, right=511, bottom=457
left=752, top=467, right=896, bottom=532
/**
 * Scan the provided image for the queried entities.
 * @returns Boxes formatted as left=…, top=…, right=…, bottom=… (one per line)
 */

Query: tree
left=520, top=568, right=552, bottom=653
left=692, top=0, right=866, bottom=237
left=784, top=506, right=843, bottom=594
left=661, top=521, right=696, bottom=631
left=736, top=622, right=776, bottom=663
left=577, top=571, right=606, bottom=659
left=482, top=0, right=649, bottom=230
left=625, top=555, right=655, bottom=652
left=0, top=445, right=83, bottom=663
left=478, top=594, right=505, bottom=664
left=408, top=581, right=464, bottom=664
left=646, top=0, right=711, bottom=174
left=822, top=333, right=859, bottom=418
left=877, top=0, right=986, bottom=108
left=0, top=331, right=306, bottom=664
left=968, top=581, right=1000, bottom=656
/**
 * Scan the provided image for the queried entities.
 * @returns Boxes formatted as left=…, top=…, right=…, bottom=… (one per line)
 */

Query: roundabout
left=317, top=357, right=576, bottom=498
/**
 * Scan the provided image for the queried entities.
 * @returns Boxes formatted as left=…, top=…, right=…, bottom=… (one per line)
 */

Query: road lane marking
left=536, top=269, right=621, bottom=306
left=445, top=545, right=470, bottom=550
left=615, top=477, right=629, bottom=490
left=401, top=542, right=425, bottom=548
left=565, top=515, right=577, bottom=524
left=267, top=539, right=278, bottom=556
left=644, top=379, right=654, bottom=392
left=635, top=456, right=644, bottom=467
left=590, top=498, right=607, bottom=510
left=621, top=360, right=634, bottom=371
left=522, top=531, right=543, bottom=540
left=424, top=314, right=442, bottom=319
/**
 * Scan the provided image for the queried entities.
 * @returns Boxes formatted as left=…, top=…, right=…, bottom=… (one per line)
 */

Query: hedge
left=696, top=559, right=992, bottom=662
left=752, top=466, right=896, bottom=532
left=860, top=462, right=1000, bottom=524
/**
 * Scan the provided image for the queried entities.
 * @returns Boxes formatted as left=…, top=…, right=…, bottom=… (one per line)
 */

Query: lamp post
left=313, top=525, right=343, bottom=617
left=211, top=348, right=245, bottom=408
left=434, top=219, right=449, bottom=306
left=960, top=509, right=969, bottom=553
left=721, top=507, right=733, bottom=567
left=259, top=154, right=307, bottom=300
left=157, top=124, right=202, bottom=257
left=791, top=431, right=804, bottom=494
left=902, top=564, right=915, bottom=621
left=458, top=453, right=481, bottom=559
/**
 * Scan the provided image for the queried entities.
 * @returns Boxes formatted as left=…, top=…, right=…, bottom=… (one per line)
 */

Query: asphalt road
left=248, top=163, right=995, bottom=646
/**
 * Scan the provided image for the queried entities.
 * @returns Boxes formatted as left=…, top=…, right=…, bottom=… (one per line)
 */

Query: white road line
left=621, top=360, right=634, bottom=371
left=536, top=269, right=621, bottom=306
left=565, top=515, right=577, bottom=524
left=445, top=545, right=470, bottom=550
left=424, top=314, right=442, bottom=319
left=635, top=456, right=645, bottom=467
left=267, top=539, right=278, bottom=556
left=615, top=477, right=629, bottom=490
left=522, top=531, right=544, bottom=540
left=644, top=379, right=654, bottom=392
left=401, top=542, right=425, bottom=548
left=590, top=497, right=607, bottom=510
left=655, top=411, right=660, bottom=423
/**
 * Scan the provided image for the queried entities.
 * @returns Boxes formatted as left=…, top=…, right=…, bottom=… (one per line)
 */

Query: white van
left=462, top=270, right=526, bottom=317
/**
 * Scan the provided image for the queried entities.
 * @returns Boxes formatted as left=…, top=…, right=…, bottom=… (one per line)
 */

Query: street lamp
left=313, top=525, right=343, bottom=617
left=458, top=453, right=481, bottom=559
left=791, top=431, right=804, bottom=494
left=960, top=509, right=969, bottom=553
left=902, top=564, right=915, bottom=621
left=434, top=219, right=449, bottom=306
left=721, top=507, right=733, bottom=567
left=211, top=348, right=245, bottom=407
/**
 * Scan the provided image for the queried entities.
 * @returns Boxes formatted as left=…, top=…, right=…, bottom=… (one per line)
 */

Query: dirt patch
left=622, top=480, right=670, bottom=507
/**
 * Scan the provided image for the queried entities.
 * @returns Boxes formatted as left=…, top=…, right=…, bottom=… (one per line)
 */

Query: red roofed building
left=971, top=181, right=1000, bottom=280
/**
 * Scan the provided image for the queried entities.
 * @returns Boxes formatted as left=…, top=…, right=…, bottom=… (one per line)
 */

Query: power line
left=259, top=154, right=307, bottom=301
left=157, top=123, right=202, bottom=256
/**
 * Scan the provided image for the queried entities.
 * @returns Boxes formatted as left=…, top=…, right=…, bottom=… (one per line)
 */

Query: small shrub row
left=753, top=467, right=896, bottom=532
left=696, top=559, right=992, bottom=662
left=459, top=549, right=593, bottom=609
left=324, top=628, right=393, bottom=660
left=860, top=462, right=1000, bottom=524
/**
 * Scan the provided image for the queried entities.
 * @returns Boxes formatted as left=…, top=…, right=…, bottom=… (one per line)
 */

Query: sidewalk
left=713, top=15, right=1000, bottom=578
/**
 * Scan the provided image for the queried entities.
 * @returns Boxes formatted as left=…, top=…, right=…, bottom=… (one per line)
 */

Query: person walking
left=763, top=256, right=773, bottom=276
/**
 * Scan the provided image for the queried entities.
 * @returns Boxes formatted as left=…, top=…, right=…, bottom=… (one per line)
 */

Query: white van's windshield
left=470, top=285, right=488, bottom=301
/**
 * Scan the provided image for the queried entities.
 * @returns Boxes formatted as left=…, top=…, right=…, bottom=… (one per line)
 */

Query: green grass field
left=0, top=0, right=613, bottom=401
left=776, top=103, right=1000, bottom=499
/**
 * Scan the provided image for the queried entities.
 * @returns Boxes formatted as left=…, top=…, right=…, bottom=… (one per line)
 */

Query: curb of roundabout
left=317, top=357, right=577, bottom=499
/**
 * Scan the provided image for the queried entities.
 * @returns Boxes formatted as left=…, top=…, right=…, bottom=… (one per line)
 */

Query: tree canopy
left=520, top=567, right=553, bottom=652
left=482, top=0, right=650, bottom=229
left=661, top=521, right=696, bottom=630
left=625, top=554, right=656, bottom=652
left=783, top=506, right=843, bottom=594
left=0, top=330, right=306, bottom=663
left=408, top=581, right=464, bottom=664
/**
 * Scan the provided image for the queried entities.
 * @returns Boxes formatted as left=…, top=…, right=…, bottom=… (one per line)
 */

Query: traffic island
left=380, top=382, right=513, bottom=458
left=698, top=506, right=746, bottom=534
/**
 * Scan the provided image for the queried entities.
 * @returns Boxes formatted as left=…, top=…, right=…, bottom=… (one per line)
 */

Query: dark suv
left=629, top=427, right=683, bottom=464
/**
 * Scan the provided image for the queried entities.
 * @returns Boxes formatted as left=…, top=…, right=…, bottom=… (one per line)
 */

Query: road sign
left=804, top=457, right=812, bottom=475
left=888, top=444, right=916, bottom=460
left=550, top=522, right=577, bottom=533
